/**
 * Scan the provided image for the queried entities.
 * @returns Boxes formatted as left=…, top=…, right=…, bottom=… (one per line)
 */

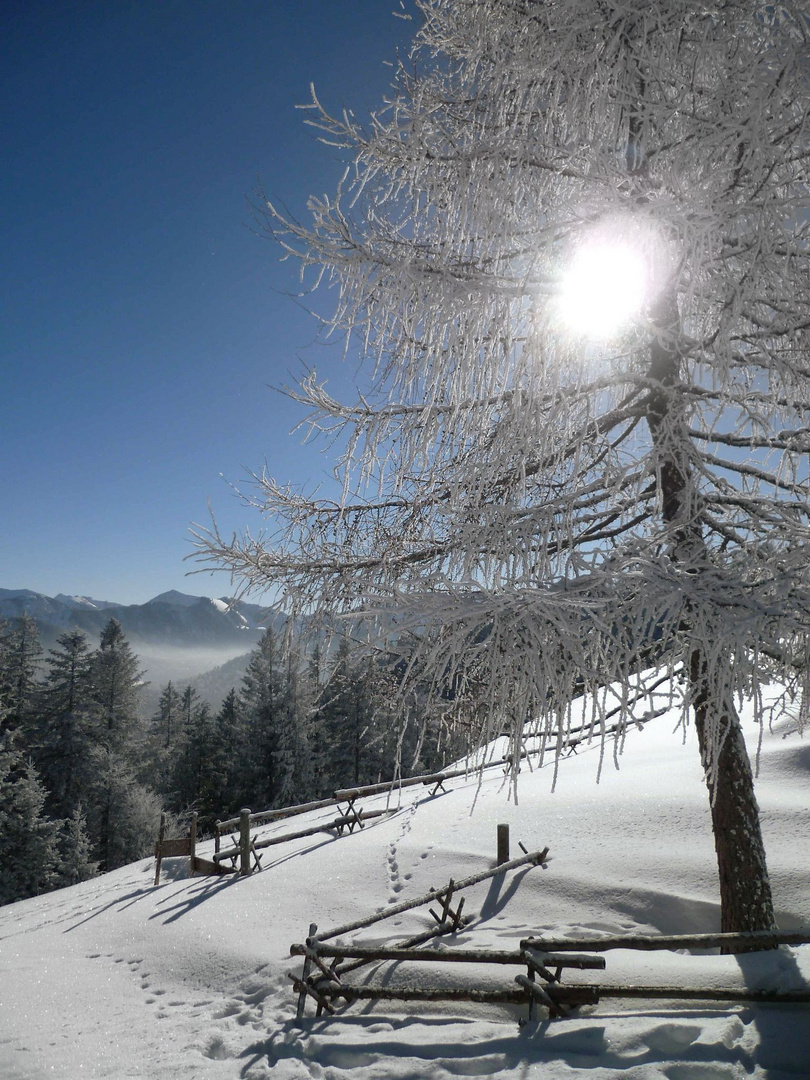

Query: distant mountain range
left=0, top=587, right=277, bottom=650
left=0, top=588, right=285, bottom=711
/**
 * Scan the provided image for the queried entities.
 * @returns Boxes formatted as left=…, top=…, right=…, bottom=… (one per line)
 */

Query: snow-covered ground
left=1, top=680, right=809, bottom=1079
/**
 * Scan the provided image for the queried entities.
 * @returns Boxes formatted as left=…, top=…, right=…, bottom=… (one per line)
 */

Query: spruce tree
left=58, top=803, right=99, bottom=886
left=35, top=629, right=99, bottom=819
left=89, top=747, right=162, bottom=871
left=91, top=619, right=144, bottom=754
left=238, top=629, right=285, bottom=807
left=207, top=688, right=245, bottom=817
left=318, top=638, right=400, bottom=789
left=0, top=746, right=61, bottom=905
left=2, top=615, right=42, bottom=741
left=154, top=681, right=182, bottom=751
left=147, top=681, right=183, bottom=796
left=170, top=695, right=215, bottom=817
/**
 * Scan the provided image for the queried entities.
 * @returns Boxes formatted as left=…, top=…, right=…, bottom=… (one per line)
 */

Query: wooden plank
left=156, top=837, right=191, bottom=857
left=317, top=986, right=528, bottom=1004
left=248, top=808, right=397, bottom=853
left=521, top=931, right=810, bottom=953
left=217, top=795, right=343, bottom=833
left=330, top=921, right=460, bottom=979
left=212, top=844, right=241, bottom=863
left=520, top=950, right=558, bottom=984
left=302, top=946, right=342, bottom=985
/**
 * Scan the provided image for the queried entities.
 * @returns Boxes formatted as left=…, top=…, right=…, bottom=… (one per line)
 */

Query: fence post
left=189, top=812, right=198, bottom=877
left=240, top=808, right=252, bottom=877
left=497, top=824, right=510, bottom=866
left=154, top=812, right=166, bottom=886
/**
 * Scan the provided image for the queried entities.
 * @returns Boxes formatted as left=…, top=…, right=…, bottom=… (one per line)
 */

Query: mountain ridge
left=0, top=586, right=278, bottom=649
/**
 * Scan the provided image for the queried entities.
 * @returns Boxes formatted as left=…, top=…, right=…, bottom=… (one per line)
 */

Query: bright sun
left=557, top=238, right=648, bottom=339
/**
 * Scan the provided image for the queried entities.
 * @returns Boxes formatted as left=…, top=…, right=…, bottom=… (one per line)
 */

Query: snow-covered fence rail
left=213, top=766, right=481, bottom=843
left=520, top=930, right=810, bottom=954
left=211, top=806, right=396, bottom=875
left=515, top=932, right=810, bottom=1013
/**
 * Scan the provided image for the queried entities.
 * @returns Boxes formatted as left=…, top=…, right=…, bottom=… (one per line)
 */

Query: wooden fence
left=292, top=927, right=810, bottom=1024
left=290, top=844, right=551, bottom=1019
left=208, top=763, right=507, bottom=878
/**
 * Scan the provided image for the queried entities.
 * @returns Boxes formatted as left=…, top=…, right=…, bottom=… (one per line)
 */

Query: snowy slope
left=1, top=681, right=809, bottom=1080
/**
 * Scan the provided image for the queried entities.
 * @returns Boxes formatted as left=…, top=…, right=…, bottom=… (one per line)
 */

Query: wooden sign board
left=155, top=837, right=191, bottom=858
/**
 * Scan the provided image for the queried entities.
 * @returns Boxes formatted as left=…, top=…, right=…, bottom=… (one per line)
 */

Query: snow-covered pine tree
left=89, top=747, right=163, bottom=871
left=35, top=628, right=99, bottom=819
left=236, top=629, right=312, bottom=808
left=238, top=629, right=288, bottom=807
left=206, top=688, right=244, bottom=816
left=170, top=696, right=216, bottom=815
left=194, top=1, right=810, bottom=936
left=91, top=619, right=144, bottom=753
left=58, top=803, right=99, bottom=887
left=1, top=615, right=42, bottom=740
left=154, top=681, right=182, bottom=752
left=316, top=637, right=403, bottom=789
left=0, top=747, right=61, bottom=905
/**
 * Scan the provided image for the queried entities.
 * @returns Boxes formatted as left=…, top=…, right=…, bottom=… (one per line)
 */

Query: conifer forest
left=0, top=614, right=447, bottom=906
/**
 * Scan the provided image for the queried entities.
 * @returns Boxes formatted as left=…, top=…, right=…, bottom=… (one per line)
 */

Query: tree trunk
left=689, top=649, right=775, bottom=944
left=646, top=292, right=775, bottom=941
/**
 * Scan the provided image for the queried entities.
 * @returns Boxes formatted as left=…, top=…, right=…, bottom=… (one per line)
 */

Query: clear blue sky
left=1, top=1, right=414, bottom=605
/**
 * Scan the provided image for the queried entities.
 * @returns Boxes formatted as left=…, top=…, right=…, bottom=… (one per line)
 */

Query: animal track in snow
left=386, top=804, right=417, bottom=900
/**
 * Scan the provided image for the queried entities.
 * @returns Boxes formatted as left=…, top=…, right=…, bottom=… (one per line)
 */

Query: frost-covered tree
left=195, top=2, right=810, bottom=936
left=170, top=696, right=215, bottom=813
left=35, top=629, right=99, bottom=819
left=154, top=681, right=182, bottom=752
left=315, top=637, right=404, bottom=789
left=205, top=688, right=244, bottom=817
left=91, top=619, right=144, bottom=752
left=0, top=747, right=61, bottom=904
left=89, top=747, right=162, bottom=871
left=0, top=615, right=42, bottom=739
left=58, top=803, right=99, bottom=887
left=237, top=629, right=307, bottom=808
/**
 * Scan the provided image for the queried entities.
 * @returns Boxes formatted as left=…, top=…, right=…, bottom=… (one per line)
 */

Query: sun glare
left=557, top=238, right=648, bottom=340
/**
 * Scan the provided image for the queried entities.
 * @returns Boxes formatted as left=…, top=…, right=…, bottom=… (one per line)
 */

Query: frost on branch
left=193, top=1, right=810, bottom=789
